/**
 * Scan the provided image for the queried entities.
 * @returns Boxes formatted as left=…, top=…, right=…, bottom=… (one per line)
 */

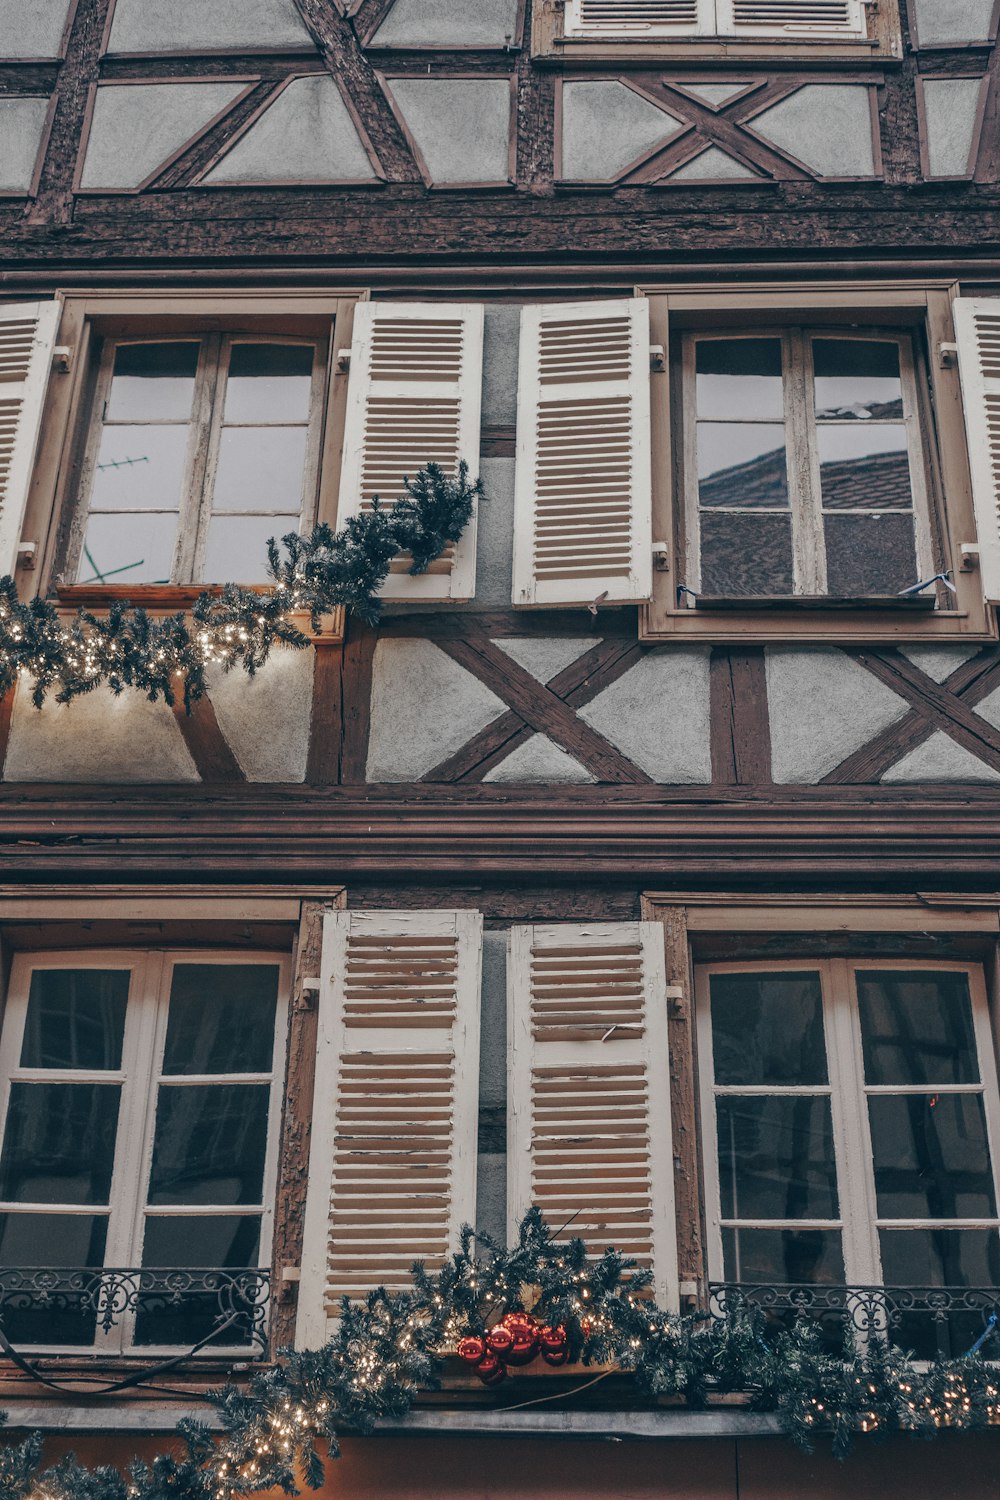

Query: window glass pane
left=721, top=1226, right=845, bottom=1285
left=89, top=425, right=190, bottom=512
left=696, top=339, right=784, bottom=421
left=700, top=512, right=793, bottom=596
left=868, top=1094, right=997, bottom=1220
left=879, top=1227, right=1000, bottom=1288
left=135, top=1214, right=262, bottom=1347
left=20, top=969, right=130, bottom=1071
left=79, top=511, right=178, bottom=586
left=813, top=339, right=903, bottom=421
left=818, top=426, right=912, bottom=511
left=211, top=426, right=309, bottom=512
left=0, top=1082, right=120, bottom=1204
left=697, top=424, right=788, bottom=508
left=147, top=1084, right=269, bottom=1205
left=142, top=1212, right=261, bottom=1268
left=163, top=965, right=279, bottom=1076
left=857, top=971, right=979, bottom=1088
left=717, top=1096, right=839, bottom=1221
left=223, top=343, right=314, bottom=424
left=710, top=972, right=827, bottom=1087
left=0, top=1212, right=108, bottom=1346
left=202, top=513, right=298, bottom=584
left=105, top=342, right=198, bottom=423
left=823, top=513, right=917, bottom=596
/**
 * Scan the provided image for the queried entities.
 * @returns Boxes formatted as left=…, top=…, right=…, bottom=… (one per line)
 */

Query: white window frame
left=0, top=948, right=290, bottom=1355
left=65, top=331, right=328, bottom=587
left=681, top=325, right=934, bottom=598
left=696, top=957, right=1000, bottom=1290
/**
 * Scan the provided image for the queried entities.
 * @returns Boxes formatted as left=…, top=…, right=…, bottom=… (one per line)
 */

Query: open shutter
left=336, top=301, right=484, bottom=600
left=507, top=922, right=678, bottom=1307
left=717, top=0, right=867, bottom=35
left=564, top=0, right=713, bottom=35
left=512, top=298, right=652, bottom=606
left=296, top=909, right=482, bottom=1347
left=0, top=301, right=61, bottom=579
left=955, top=299, right=1000, bottom=602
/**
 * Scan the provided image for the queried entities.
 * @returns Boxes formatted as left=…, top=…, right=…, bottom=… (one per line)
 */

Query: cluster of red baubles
left=456, top=1312, right=569, bottom=1385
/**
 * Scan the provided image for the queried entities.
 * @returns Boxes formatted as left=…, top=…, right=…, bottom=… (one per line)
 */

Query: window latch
left=938, top=341, right=959, bottom=368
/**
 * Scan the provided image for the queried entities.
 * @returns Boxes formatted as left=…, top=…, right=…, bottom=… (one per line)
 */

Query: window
left=65, top=334, right=326, bottom=588
left=0, top=951, right=288, bottom=1351
left=564, top=0, right=869, bottom=39
left=683, top=329, right=932, bottom=600
left=697, top=960, right=1000, bottom=1355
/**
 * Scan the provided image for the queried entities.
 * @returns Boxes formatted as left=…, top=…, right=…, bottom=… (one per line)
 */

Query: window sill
left=694, top=595, right=937, bottom=613
left=533, top=38, right=891, bottom=67
left=52, top=586, right=345, bottom=642
left=641, top=600, right=994, bottom=644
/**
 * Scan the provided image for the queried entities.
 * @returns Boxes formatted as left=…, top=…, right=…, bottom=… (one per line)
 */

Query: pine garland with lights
left=7, top=1211, right=1000, bottom=1500
left=0, top=462, right=483, bottom=711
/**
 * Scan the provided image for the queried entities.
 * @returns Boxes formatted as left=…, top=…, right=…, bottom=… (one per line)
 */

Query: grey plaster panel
left=578, top=649, right=712, bottom=784
left=5, top=689, right=198, bottom=783
left=372, top=0, right=520, bottom=47
left=881, top=731, right=1000, bottom=784
left=204, top=76, right=375, bottom=184
left=0, top=97, right=49, bottom=193
left=679, top=83, right=752, bottom=108
left=106, top=0, right=314, bottom=54
left=900, top=644, right=981, bottom=683
left=751, top=86, right=875, bottom=178
left=474, top=456, right=515, bottom=608
left=483, top=733, right=596, bottom=784
left=386, top=79, right=511, bottom=183
left=767, top=647, right=908, bottom=784
left=482, top=303, right=521, bottom=427
left=480, top=930, right=507, bottom=1110
left=0, top=0, right=72, bottom=58
left=668, top=145, right=758, bottom=181
left=475, top=1152, right=505, bottom=1245
left=972, top=682, right=1000, bottom=733
left=560, top=81, right=683, bottom=181
left=922, top=78, right=982, bottom=178
left=366, top=638, right=505, bottom=781
left=206, top=649, right=312, bottom=782
left=911, top=0, right=996, bottom=46
left=493, top=637, right=596, bottom=684
left=79, top=82, right=247, bottom=190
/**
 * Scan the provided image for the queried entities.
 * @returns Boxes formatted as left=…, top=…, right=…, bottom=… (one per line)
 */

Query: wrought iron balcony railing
left=710, top=1282, right=1000, bottom=1363
left=0, top=1267, right=270, bottom=1357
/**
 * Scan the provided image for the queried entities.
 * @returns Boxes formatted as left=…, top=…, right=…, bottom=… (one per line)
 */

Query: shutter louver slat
left=955, top=299, right=1000, bottom=603
left=566, top=0, right=705, bottom=35
left=0, top=301, right=61, bottom=579
left=513, top=299, right=652, bottom=605
left=337, top=302, right=484, bottom=599
left=719, top=0, right=865, bottom=34
left=508, top=923, right=678, bottom=1307
left=296, top=910, right=482, bottom=1346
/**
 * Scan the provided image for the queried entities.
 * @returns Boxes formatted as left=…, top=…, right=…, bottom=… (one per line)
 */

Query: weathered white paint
left=578, top=649, right=712, bottom=783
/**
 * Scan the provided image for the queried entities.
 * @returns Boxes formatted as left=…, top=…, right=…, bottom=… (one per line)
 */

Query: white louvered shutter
left=717, top=0, right=867, bottom=35
left=0, top=301, right=61, bottom=579
left=565, top=0, right=713, bottom=35
left=955, top=299, right=1000, bottom=602
left=512, top=299, right=652, bottom=606
left=296, top=909, right=482, bottom=1347
left=336, top=301, right=484, bottom=600
left=507, top=922, right=678, bottom=1307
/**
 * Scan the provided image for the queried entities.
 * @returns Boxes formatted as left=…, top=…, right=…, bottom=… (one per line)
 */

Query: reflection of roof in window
left=700, top=449, right=911, bottom=511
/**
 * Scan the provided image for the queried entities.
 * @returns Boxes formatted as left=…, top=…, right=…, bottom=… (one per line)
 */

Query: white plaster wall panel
left=483, top=733, right=596, bottom=783
left=0, top=0, right=73, bottom=58
left=667, top=146, right=759, bottom=181
left=881, top=732, right=1000, bottom=784
left=767, top=647, right=908, bottom=784
left=482, top=304, right=521, bottom=427
left=750, top=86, right=876, bottom=178
left=494, top=638, right=598, bottom=684
left=0, top=98, right=50, bottom=193
left=911, top=0, right=996, bottom=46
left=204, top=76, right=376, bottom=184
left=972, top=682, right=1000, bottom=734
left=559, top=81, right=684, bottom=181
left=578, top=649, right=712, bottom=784
left=366, top=638, right=505, bottom=781
left=384, top=79, right=511, bottom=184
left=105, top=0, right=315, bottom=54
left=79, top=82, right=248, bottom=190
left=206, top=649, right=312, bottom=782
left=371, top=0, right=521, bottom=47
left=678, top=83, right=752, bottom=109
left=5, top=687, right=198, bottom=783
left=474, top=456, right=516, bottom=608
left=900, top=644, right=982, bottom=683
left=921, top=79, right=983, bottom=178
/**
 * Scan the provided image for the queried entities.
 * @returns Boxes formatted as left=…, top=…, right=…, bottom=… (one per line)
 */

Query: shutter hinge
left=960, top=543, right=980, bottom=572
left=16, top=541, right=36, bottom=570
left=649, top=344, right=666, bottom=372
left=938, top=341, right=959, bottom=368
left=652, top=540, right=670, bottom=572
left=298, top=976, right=320, bottom=1009
left=336, top=348, right=351, bottom=372
left=52, top=345, right=73, bottom=373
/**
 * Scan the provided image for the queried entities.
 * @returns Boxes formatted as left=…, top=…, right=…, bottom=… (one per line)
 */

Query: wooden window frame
left=0, top=945, right=291, bottom=1356
left=641, top=280, right=995, bottom=643
left=532, top=0, right=901, bottom=64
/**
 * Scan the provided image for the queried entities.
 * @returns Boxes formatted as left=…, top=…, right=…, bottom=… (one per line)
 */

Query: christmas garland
left=3, top=1211, right=999, bottom=1499
left=0, top=463, right=483, bottom=711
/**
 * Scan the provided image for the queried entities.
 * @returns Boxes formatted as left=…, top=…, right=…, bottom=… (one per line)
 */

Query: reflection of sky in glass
left=205, top=514, right=298, bottom=583
left=80, top=513, right=178, bottom=584
left=224, top=344, right=313, bottom=423
left=213, top=428, right=309, bottom=512
left=105, top=343, right=198, bottom=422
left=91, top=426, right=189, bottom=511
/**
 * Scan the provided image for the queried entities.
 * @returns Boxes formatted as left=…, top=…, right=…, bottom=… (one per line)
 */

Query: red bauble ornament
left=503, top=1313, right=540, bottom=1366
left=539, top=1325, right=569, bottom=1366
left=486, top=1323, right=514, bottom=1357
left=457, top=1335, right=487, bottom=1365
left=475, top=1351, right=507, bottom=1386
